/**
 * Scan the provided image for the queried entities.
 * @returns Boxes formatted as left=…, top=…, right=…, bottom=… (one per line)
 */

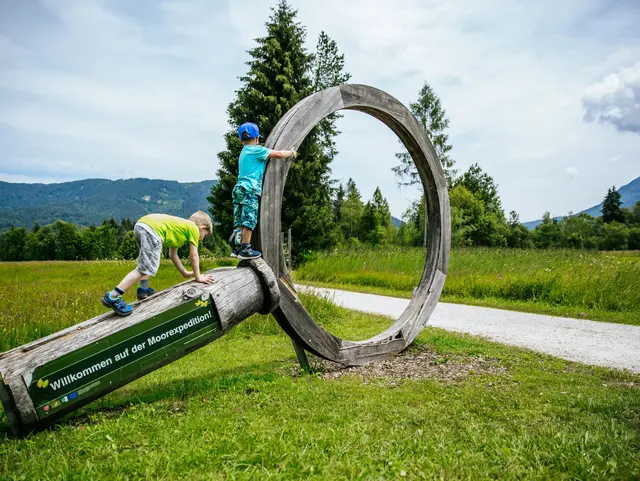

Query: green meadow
left=0, top=260, right=638, bottom=479
left=294, top=247, right=640, bottom=325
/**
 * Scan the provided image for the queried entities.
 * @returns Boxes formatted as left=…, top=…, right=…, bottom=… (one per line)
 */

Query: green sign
left=26, top=294, right=221, bottom=419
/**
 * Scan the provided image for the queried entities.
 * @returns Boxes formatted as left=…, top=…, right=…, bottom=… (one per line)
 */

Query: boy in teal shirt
left=230, top=122, right=297, bottom=259
left=101, top=211, right=214, bottom=316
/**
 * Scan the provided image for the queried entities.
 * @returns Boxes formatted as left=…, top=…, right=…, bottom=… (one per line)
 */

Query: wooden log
left=0, top=259, right=279, bottom=436
left=255, top=84, right=451, bottom=366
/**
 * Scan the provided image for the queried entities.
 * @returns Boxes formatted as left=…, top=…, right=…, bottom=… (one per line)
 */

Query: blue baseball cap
left=238, top=122, right=262, bottom=140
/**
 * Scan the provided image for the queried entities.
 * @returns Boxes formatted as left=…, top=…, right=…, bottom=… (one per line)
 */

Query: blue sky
left=1, top=0, right=639, bottom=221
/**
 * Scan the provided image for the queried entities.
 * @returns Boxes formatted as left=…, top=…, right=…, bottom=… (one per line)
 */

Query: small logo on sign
left=51, top=400, right=61, bottom=409
left=61, top=396, right=69, bottom=403
left=36, top=378, right=49, bottom=388
left=43, top=405, right=50, bottom=412
left=69, top=391, right=78, bottom=400
left=195, top=298, right=209, bottom=308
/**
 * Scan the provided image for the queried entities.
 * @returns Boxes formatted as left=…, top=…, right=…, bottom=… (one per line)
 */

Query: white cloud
left=583, top=61, right=640, bottom=134
left=566, top=166, right=578, bottom=177
left=0, top=0, right=235, bottom=183
left=229, top=0, right=640, bottom=219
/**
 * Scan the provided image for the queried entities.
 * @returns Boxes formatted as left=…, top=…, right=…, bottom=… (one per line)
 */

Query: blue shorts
left=232, top=184, right=259, bottom=230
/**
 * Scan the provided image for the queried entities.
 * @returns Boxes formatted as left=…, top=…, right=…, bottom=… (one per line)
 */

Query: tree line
left=0, top=179, right=637, bottom=262
left=329, top=173, right=640, bottom=252
left=408, top=181, right=640, bottom=251
left=0, top=218, right=225, bottom=262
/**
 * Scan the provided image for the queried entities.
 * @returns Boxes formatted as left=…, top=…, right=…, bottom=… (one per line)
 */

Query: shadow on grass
left=0, top=357, right=298, bottom=438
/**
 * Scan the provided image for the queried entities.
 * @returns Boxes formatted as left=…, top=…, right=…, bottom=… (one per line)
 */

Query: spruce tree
left=208, top=1, right=348, bottom=258
left=312, top=31, right=351, bottom=160
left=393, top=82, right=456, bottom=187
left=333, top=183, right=345, bottom=225
left=340, top=179, right=364, bottom=240
left=393, top=82, right=455, bottom=248
left=360, top=187, right=393, bottom=246
left=601, top=186, right=624, bottom=223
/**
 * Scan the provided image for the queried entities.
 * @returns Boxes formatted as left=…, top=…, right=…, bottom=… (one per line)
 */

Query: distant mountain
left=522, top=218, right=554, bottom=230
left=391, top=216, right=402, bottom=228
left=579, top=176, right=640, bottom=217
left=0, top=178, right=217, bottom=230
left=522, top=175, right=640, bottom=230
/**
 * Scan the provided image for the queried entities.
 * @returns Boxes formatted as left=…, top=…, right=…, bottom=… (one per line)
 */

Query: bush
left=629, top=227, right=640, bottom=251
left=599, top=222, right=629, bottom=250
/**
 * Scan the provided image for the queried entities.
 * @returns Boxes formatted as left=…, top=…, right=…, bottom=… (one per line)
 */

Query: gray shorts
left=134, top=223, right=162, bottom=276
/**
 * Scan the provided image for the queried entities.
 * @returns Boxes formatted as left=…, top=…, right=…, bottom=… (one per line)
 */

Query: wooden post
left=287, top=228, right=292, bottom=270
left=0, top=259, right=279, bottom=436
left=423, top=195, right=427, bottom=249
left=291, top=339, right=310, bottom=372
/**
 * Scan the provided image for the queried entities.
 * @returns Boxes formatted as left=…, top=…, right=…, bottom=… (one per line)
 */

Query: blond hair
left=189, top=210, right=213, bottom=234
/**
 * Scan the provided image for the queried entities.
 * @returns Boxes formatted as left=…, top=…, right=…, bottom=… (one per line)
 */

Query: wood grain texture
left=0, top=259, right=279, bottom=435
left=257, top=84, right=451, bottom=366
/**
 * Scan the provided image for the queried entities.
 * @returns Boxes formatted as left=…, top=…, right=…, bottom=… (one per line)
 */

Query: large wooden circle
left=255, top=84, right=451, bottom=366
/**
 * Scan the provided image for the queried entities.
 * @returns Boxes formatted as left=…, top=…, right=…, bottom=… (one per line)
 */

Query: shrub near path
left=294, top=248, right=640, bottom=326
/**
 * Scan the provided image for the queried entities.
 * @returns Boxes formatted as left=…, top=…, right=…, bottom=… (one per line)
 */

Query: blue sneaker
left=101, top=292, right=133, bottom=316
left=237, top=245, right=262, bottom=260
left=230, top=248, right=240, bottom=258
left=136, top=286, right=156, bottom=300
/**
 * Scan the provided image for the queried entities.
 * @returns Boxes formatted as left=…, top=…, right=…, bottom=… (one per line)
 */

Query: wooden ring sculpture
left=256, top=84, right=451, bottom=366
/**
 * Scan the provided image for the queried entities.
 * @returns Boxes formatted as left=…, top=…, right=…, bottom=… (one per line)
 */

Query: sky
left=0, top=0, right=639, bottom=222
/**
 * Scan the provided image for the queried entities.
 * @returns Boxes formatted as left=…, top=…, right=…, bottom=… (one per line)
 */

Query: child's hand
left=291, top=150, right=298, bottom=160
left=182, top=270, right=194, bottom=278
left=195, top=274, right=215, bottom=284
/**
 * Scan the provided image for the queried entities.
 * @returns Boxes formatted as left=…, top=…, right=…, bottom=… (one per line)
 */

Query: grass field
left=293, top=248, right=640, bottom=326
left=1, top=260, right=639, bottom=479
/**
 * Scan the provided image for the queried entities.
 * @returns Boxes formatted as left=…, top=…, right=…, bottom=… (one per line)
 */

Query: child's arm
left=169, top=247, right=192, bottom=278
left=268, top=149, right=297, bottom=160
left=189, top=243, right=214, bottom=284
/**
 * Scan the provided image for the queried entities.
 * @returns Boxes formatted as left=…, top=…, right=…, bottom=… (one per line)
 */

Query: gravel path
left=295, top=285, right=640, bottom=373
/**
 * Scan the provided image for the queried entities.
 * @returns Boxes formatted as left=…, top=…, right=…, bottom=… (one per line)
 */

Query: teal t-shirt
left=237, top=145, right=271, bottom=196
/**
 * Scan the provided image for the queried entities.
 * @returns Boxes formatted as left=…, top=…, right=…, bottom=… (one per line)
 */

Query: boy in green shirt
left=101, top=211, right=214, bottom=316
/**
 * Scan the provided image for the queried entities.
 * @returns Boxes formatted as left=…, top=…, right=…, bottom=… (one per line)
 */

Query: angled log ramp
left=0, top=259, right=279, bottom=436
left=256, top=84, right=451, bottom=366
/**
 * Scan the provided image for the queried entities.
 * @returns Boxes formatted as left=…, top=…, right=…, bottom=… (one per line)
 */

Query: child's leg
left=237, top=190, right=261, bottom=259
left=118, top=270, right=145, bottom=293
left=229, top=187, right=245, bottom=257
left=232, top=187, right=244, bottom=233
left=133, top=225, right=161, bottom=298
left=109, top=269, right=144, bottom=297
left=241, top=227, right=252, bottom=244
left=137, top=274, right=155, bottom=300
